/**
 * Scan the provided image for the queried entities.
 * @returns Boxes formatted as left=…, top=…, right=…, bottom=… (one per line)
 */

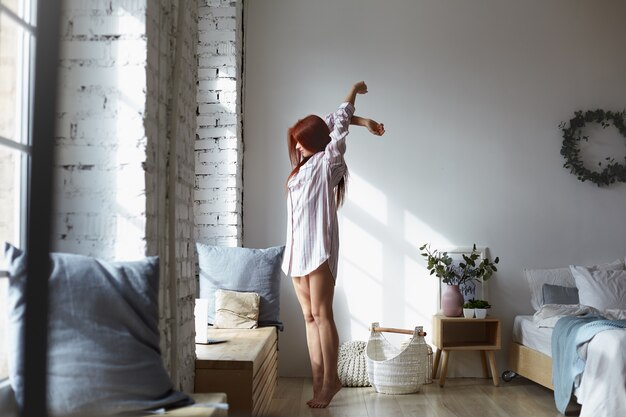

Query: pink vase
left=442, top=284, right=463, bottom=317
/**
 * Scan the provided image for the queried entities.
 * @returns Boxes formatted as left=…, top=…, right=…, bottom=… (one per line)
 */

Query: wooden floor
left=267, top=377, right=577, bottom=417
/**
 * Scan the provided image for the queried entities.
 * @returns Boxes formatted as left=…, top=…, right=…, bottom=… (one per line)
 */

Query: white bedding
left=512, top=315, right=552, bottom=356
left=514, top=306, right=626, bottom=417
left=577, top=328, right=626, bottom=417
left=532, top=303, right=626, bottom=328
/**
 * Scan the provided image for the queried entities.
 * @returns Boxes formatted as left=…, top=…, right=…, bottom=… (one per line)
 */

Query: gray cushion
left=542, top=283, right=580, bottom=305
left=197, top=244, right=285, bottom=330
left=3, top=243, right=191, bottom=416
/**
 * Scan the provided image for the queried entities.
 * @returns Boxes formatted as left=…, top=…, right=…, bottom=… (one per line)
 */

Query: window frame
left=0, top=0, right=36, bottom=269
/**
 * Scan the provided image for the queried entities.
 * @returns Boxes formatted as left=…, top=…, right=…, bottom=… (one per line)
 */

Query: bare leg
left=307, top=262, right=341, bottom=408
left=292, top=275, right=323, bottom=404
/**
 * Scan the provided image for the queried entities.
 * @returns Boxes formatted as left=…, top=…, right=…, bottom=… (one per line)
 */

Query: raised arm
left=351, top=115, right=385, bottom=136
left=344, top=81, right=368, bottom=106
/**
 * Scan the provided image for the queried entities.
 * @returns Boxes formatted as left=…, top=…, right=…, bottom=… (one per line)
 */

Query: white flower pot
left=474, top=308, right=487, bottom=319
left=463, top=308, right=475, bottom=318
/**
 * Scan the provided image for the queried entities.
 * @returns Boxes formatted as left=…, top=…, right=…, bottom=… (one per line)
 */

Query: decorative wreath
left=559, top=109, right=626, bottom=187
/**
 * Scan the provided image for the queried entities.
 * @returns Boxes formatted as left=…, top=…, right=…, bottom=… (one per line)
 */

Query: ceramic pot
left=474, top=308, right=487, bottom=319
left=442, top=284, right=463, bottom=317
left=463, top=308, right=475, bottom=318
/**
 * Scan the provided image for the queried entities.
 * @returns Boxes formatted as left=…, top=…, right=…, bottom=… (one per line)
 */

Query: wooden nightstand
left=431, top=315, right=501, bottom=387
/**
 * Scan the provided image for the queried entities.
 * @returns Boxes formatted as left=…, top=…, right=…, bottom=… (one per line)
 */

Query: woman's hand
left=345, top=81, right=368, bottom=105
left=353, top=81, right=368, bottom=95
left=366, top=119, right=385, bottom=136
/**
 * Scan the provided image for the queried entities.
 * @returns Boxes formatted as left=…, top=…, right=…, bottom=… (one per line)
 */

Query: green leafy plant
left=463, top=300, right=477, bottom=309
left=473, top=299, right=491, bottom=309
left=419, top=243, right=500, bottom=286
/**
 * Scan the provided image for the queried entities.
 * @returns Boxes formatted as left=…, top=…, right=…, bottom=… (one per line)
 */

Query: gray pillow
left=542, top=283, right=580, bottom=305
left=197, top=244, right=285, bottom=330
left=0, top=379, right=18, bottom=417
left=3, top=243, right=191, bottom=416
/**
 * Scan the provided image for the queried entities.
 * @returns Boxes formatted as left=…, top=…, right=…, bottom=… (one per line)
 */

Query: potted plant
left=462, top=300, right=476, bottom=318
left=473, top=299, right=491, bottom=319
left=420, top=244, right=499, bottom=317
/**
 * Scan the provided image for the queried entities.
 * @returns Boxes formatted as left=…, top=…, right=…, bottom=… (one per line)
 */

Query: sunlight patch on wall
left=402, top=209, right=451, bottom=333
left=338, top=171, right=456, bottom=343
left=340, top=259, right=383, bottom=334
left=404, top=254, right=439, bottom=340
left=341, top=217, right=384, bottom=277
left=346, top=171, right=388, bottom=225
left=113, top=12, right=148, bottom=261
left=340, top=217, right=384, bottom=330
left=403, top=209, right=452, bottom=248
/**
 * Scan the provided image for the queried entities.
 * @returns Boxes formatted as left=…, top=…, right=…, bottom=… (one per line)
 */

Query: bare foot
left=307, top=379, right=323, bottom=406
left=308, top=378, right=342, bottom=408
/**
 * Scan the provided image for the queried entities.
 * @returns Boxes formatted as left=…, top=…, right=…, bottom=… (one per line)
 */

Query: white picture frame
left=437, top=246, right=490, bottom=311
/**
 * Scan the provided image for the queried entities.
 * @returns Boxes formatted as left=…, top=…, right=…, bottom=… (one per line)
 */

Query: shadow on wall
left=336, top=170, right=443, bottom=336
left=334, top=170, right=487, bottom=377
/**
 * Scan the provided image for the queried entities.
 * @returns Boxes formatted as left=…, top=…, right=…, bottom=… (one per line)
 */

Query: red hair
left=286, top=115, right=347, bottom=207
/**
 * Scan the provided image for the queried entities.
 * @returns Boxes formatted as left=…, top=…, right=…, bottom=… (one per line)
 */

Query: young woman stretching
left=281, top=81, right=385, bottom=408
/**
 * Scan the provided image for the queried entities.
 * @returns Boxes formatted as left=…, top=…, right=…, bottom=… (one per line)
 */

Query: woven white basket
left=366, top=322, right=428, bottom=394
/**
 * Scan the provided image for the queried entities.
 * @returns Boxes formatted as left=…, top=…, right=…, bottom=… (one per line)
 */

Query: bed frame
left=506, top=342, right=553, bottom=390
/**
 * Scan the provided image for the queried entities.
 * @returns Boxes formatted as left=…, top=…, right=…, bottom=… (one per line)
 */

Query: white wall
left=243, top=0, right=626, bottom=377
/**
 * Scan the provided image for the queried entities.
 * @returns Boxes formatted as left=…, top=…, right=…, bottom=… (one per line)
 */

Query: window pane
left=0, top=146, right=18, bottom=380
left=0, top=0, right=30, bottom=385
left=0, top=146, right=18, bottom=247
left=1, top=0, right=22, bottom=19
left=0, top=12, right=21, bottom=142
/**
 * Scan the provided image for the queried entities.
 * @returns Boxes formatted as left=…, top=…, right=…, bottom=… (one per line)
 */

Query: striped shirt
left=281, top=102, right=355, bottom=280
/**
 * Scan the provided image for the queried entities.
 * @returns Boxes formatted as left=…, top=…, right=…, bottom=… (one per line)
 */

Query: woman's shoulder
left=288, top=154, right=324, bottom=187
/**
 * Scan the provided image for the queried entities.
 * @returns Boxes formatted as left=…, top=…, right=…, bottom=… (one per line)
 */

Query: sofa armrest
left=0, top=378, right=18, bottom=417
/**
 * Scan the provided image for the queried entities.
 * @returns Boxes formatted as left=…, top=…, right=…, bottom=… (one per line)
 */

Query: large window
left=0, top=0, right=36, bottom=380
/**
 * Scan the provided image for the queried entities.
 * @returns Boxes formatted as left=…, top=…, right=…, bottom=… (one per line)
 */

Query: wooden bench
left=195, top=327, right=278, bottom=417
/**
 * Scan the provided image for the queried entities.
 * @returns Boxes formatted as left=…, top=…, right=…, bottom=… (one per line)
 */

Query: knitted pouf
left=337, top=341, right=370, bottom=387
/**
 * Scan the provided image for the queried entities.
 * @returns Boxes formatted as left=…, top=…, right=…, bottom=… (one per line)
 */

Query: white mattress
left=512, top=315, right=552, bottom=357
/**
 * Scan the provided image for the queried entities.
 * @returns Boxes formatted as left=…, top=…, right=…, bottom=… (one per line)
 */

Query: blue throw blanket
left=552, top=315, right=626, bottom=413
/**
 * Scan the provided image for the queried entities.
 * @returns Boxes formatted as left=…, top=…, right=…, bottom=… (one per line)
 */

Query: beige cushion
left=214, top=289, right=260, bottom=329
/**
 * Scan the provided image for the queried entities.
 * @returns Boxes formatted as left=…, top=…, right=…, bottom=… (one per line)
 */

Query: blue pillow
left=197, top=244, right=285, bottom=330
left=542, top=283, right=580, bottom=305
left=3, top=243, right=191, bottom=416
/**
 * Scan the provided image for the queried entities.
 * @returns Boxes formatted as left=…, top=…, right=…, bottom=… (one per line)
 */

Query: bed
left=504, top=259, right=626, bottom=417
left=506, top=315, right=553, bottom=389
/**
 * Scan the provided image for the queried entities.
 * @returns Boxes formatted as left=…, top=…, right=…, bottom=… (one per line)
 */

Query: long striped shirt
left=281, top=102, right=355, bottom=280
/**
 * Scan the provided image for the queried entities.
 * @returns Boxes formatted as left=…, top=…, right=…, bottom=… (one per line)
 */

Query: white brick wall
left=195, top=0, right=244, bottom=247
left=144, top=0, right=198, bottom=392
left=55, top=0, right=149, bottom=260
left=145, top=0, right=172, bottom=381
left=55, top=0, right=198, bottom=392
